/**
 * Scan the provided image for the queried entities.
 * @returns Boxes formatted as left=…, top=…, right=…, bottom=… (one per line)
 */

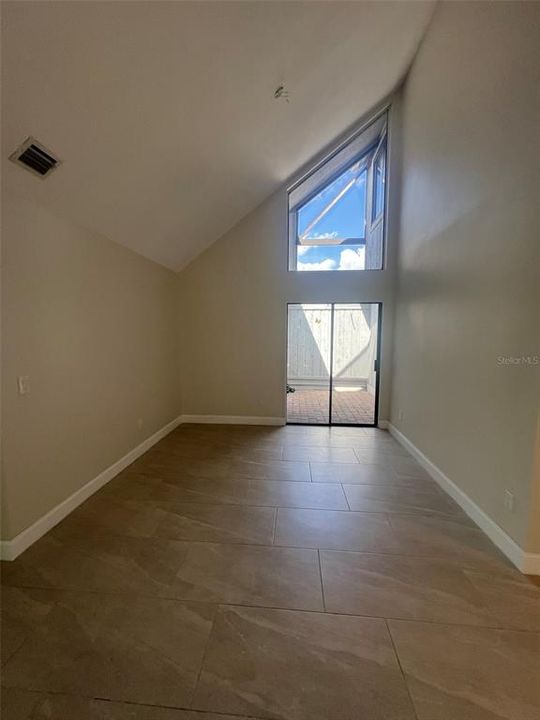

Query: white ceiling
left=2, top=1, right=434, bottom=270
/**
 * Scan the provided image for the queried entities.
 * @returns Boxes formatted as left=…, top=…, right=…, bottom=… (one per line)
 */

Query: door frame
left=285, top=301, right=382, bottom=428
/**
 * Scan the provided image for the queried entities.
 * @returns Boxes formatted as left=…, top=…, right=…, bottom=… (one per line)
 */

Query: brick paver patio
left=287, top=385, right=375, bottom=425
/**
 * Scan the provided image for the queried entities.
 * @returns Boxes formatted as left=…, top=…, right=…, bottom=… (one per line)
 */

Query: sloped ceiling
left=1, top=1, right=434, bottom=270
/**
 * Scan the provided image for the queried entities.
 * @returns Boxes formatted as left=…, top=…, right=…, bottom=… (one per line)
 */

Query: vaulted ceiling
left=2, top=1, right=434, bottom=270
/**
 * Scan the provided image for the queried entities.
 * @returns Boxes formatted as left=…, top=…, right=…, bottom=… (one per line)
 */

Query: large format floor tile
left=130, top=449, right=226, bottom=474
left=384, top=455, right=433, bottom=479
left=351, top=437, right=410, bottom=453
left=146, top=541, right=323, bottom=610
left=135, top=454, right=311, bottom=483
left=152, top=502, right=276, bottom=544
left=350, top=444, right=431, bottom=478
left=274, top=508, right=401, bottom=553
left=192, top=605, right=416, bottom=720
left=0, top=688, right=258, bottom=720
left=160, top=428, right=283, bottom=451
left=320, top=551, right=499, bottom=625
left=68, top=495, right=276, bottom=544
left=282, top=432, right=371, bottom=448
left=155, top=440, right=285, bottom=463
left=0, top=688, right=44, bottom=720
left=226, top=459, right=312, bottom=482
left=66, top=494, right=163, bottom=536
left=102, top=476, right=349, bottom=510
left=282, top=445, right=358, bottom=463
left=464, top=568, right=540, bottom=631
left=342, top=482, right=466, bottom=519
left=352, top=442, right=410, bottom=459
left=222, top=446, right=285, bottom=463
left=3, top=529, right=323, bottom=610
left=3, top=424, right=538, bottom=720
left=310, top=461, right=408, bottom=485
left=388, top=514, right=513, bottom=571
left=1, top=586, right=214, bottom=708
left=388, top=620, right=540, bottom=720
left=0, top=586, right=47, bottom=667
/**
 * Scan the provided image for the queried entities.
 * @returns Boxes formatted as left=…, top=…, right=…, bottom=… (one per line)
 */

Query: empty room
left=1, top=1, right=539, bottom=719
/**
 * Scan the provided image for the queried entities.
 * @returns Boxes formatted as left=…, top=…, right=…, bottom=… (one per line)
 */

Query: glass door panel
left=287, top=304, right=331, bottom=424
left=330, top=303, right=379, bottom=426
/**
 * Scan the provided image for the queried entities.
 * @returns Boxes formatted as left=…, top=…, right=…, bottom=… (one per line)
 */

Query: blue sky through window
left=296, top=161, right=367, bottom=271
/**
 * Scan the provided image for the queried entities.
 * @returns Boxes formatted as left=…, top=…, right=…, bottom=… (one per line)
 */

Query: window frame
left=287, top=109, right=389, bottom=273
left=371, top=135, right=387, bottom=224
left=296, top=154, right=369, bottom=243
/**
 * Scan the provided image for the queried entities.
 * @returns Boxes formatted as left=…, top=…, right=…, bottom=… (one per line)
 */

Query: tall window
left=288, top=112, right=387, bottom=271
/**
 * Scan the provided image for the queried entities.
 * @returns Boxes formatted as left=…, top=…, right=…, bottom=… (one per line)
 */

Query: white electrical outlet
left=17, top=375, right=30, bottom=395
left=504, top=490, right=515, bottom=512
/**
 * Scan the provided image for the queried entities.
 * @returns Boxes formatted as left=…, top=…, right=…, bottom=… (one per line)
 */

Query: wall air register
left=9, top=136, right=61, bottom=178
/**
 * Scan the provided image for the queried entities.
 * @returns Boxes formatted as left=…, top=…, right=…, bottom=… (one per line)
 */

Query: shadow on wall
left=287, top=303, right=377, bottom=388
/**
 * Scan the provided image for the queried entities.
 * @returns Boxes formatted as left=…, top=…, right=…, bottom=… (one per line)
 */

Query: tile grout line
left=5, top=586, right=538, bottom=637
left=188, top=605, right=218, bottom=713
left=271, top=507, right=278, bottom=544
left=4, top=540, right=518, bottom=580
left=9, top=519, right=513, bottom=568
left=115, top=474, right=439, bottom=488
left=340, top=483, right=352, bottom=511
left=0, top=634, right=29, bottom=671
left=384, top=618, right=420, bottom=720
left=3, top=685, right=270, bottom=720
left=74, top=496, right=469, bottom=520
left=317, top=549, right=327, bottom=612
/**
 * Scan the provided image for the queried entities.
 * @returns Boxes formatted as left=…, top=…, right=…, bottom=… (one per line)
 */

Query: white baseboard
left=0, top=413, right=286, bottom=560
left=388, top=423, right=540, bottom=576
left=378, top=419, right=389, bottom=430
left=0, top=415, right=183, bottom=561
left=181, top=414, right=286, bottom=426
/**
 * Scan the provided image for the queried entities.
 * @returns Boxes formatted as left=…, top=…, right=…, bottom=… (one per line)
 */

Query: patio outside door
left=286, top=303, right=381, bottom=426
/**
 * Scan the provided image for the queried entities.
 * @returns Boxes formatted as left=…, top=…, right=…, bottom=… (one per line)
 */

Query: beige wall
left=1, top=196, right=181, bottom=540
left=526, top=411, right=540, bottom=553
left=391, top=1, right=540, bottom=551
left=180, top=107, right=401, bottom=423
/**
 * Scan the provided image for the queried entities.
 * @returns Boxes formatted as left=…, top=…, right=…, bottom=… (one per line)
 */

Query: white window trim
left=287, top=110, right=389, bottom=272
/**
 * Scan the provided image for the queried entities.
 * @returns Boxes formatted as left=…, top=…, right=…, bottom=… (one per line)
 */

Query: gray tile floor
left=1, top=425, right=539, bottom=720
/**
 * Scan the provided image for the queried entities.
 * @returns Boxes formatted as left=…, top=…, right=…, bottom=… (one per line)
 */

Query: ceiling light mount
left=274, top=85, right=289, bottom=103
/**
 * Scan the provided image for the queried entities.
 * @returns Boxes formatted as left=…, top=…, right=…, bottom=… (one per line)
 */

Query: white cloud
left=308, top=232, right=339, bottom=240
left=297, top=245, right=311, bottom=256
left=339, top=248, right=365, bottom=270
left=298, top=258, right=337, bottom=272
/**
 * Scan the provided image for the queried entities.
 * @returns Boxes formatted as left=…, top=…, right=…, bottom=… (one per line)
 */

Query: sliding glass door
left=286, top=303, right=380, bottom=426
left=330, top=303, right=380, bottom=425
left=287, top=304, right=332, bottom=425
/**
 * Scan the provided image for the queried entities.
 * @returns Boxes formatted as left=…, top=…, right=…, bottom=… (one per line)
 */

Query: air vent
left=9, top=137, right=61, bottom=178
